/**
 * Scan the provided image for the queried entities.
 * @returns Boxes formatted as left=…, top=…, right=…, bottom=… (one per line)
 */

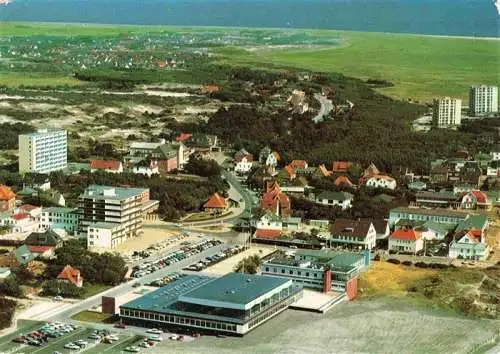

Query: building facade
left=87, top=222, right=127, bottom=249
left=19, top=129, right=67, bottom=174
left=433, top=97, right=462, bottom=128
left=38, top=207, right=79, bottom=234
left=469, top=85, right=498, bottom=117
left=77, top=185, right=148, bottom=241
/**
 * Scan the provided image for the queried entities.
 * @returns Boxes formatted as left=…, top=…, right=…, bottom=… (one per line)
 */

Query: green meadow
left=0, top=22, right=498, bottom=102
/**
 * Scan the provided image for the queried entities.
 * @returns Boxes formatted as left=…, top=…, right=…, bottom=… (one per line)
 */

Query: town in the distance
left=0, top=23, right=498, bottom=354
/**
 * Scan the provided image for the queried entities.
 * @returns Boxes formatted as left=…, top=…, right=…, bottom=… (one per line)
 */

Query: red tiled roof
left=290, top=160, right=308, bottom=169
left=390, top=228, right=421, bottom=241
left=28, top=245, right=53, bottom=253
left=203, top=193, right=227, bottom=209
left=234, top=152, right=253, bottom=163
left=254, top=229, right=281, bottom=239
left=318, top=164, right=331, bottom=177
left=176, top=133, right=192, bottom=142
left=334, top=176, right=353, bottom=187
left=471, top=190, right=488, bottom=204
left=90, top=160, right=122, bottom=171
left=0, top=185, right=15, bottom=201
left=57, top=265, right=81, bottom=286
left=284, top=165, right=295, bottom=178
left=12, top=213, right=29, bottom=221
left=19, top=204, right=39, bottom=212
left=332, top=161, right=352, bottom=173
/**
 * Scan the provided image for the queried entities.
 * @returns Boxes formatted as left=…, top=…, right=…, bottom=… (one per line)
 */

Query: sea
left=0, top=0, right=498, bottom=37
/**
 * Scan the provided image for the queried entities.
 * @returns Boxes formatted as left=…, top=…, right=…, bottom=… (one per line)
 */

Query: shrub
left=373, top=254, right=380, bottom=261
left=414, top=262, right=428, bottom=268
left=0, top=276, right=23, bottom=298
left=41, top=279, right=84, bottom=298
left=387, top=258, right=401, bottom=265
left=401, top=261, right=413, bottom=266
left=407, top=286, right=418, bottom=293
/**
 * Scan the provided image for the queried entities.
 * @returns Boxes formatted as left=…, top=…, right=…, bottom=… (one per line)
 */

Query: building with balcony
left=18, top=129, right=67, bottom=174
left=120, top=273, right=303, bottom=336
left=469, top=85, right=498, bottom=117
left=38, top=207, right=79, bottom=235
left=432, top=97, right=462, bottom=128
left=77, top=185, right=149, bottom=243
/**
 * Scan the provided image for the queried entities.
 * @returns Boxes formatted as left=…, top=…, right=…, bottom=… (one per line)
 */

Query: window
left=281, top=269, right=285, bottom=274
left=265, top=267, right=269, bottom=272
left=289, top=270, right=293, bottom=275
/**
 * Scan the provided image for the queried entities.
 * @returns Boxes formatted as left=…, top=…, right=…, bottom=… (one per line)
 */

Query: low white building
left=87, top=222, right=127, bottom=249
left=256, top=212, right=283, bottom=231
left=38, top=207, right=79, bottom=235
left=388, top=228, right=424, bottom=254
left=330, top=219, right=377, bottom=250
left=448, top=232, right=489, bottom=261
left=365, top=175, right=397, bottom=190
left=314, top=191, right=353, bottom=210
left=133, top=161, right=160, bottom=177
left=234, top=149, right=254, bottom=174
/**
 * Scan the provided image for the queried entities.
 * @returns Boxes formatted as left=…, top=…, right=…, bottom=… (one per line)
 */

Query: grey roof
left=152, top=144, right=179, bottom=159
left=368, top=219, right=388, bottom=234
left=42, top=207, right=77, bottom=214
left=179, top=273, right=290, bottom=306
left=88, top=222, right=120, bottom=230
left=416, top=191, right=458, bottom=201
left=24, top=230, right=63, bottom=247
left=293, top=249, right=365, bottom=271
left=80, top=185, right=148, bottom=201
left=390, top=207, right=469, bottom=219
left=282, top=216, right=302, bottom=224
left=14, top=245, right=35, bottom=265
left=331, top=219, right=373, bottom=238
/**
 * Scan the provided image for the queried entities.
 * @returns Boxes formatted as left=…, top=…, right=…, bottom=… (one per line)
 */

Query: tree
left=41, top=279, right=84, bottom=298
left=0, top=298, right=16, bottom=330
left=0, top=276, right=23, bottom=298
left=184, top=156, right=221, bottom=178
left=234, top=255, right=262, bottom=274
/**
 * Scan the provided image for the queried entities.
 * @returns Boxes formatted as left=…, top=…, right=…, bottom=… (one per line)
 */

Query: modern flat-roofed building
left=432, top=97, right=462, bottom=128
left=261, top=249, right=369, bottom=300
left=77, top=185, right=148, bottom=242
left=19, top=129, right=67, bottom=174
left=389, top=207, right=469, bottom=227
left=469, top=85, right=498, bottom=117
left=38, top=207, right=79, bottom=234
left=120, top=273, right=302, bottom=336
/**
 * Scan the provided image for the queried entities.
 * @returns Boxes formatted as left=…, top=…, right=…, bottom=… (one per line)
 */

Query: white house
left=234, top=150, right=254, bottom=174
left=487, top=166, right=499, bottom=177
left=460, top=190, right=491, bottom=210
left=256, top=212, right=283, bottom=231
left=449, top=232, right=489, bottom=261
left=266, top=152, right=279, bottom=168
left=314, top=191, right=353, bottom=210
left=330, top=219, right=377, bottom=250
left=490, top=149, right=500, bottom=161
left=133, top=160, right=160, bottom=177
left=365, top=175, right=397, bottom=190
left=388, top=228, right=424, bottom=254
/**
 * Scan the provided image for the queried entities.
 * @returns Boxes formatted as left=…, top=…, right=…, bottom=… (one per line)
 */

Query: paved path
left=312, top=93, right=333, bottom=123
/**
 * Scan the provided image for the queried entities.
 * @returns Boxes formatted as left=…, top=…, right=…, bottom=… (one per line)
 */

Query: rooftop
left=88, top=222, right=121, bottom=230
left=80, top=185, right=148, bottom=201
left=390, top=207, right=469, bottom=219
left=179, top=273, right=290, bottom=309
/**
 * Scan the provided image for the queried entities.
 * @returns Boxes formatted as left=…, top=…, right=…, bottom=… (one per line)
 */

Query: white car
left=146, top=328, right=162, bottom=334
left=169, top=335, right=179, bottom=340
left=124, top=346, right=140, bottom=353
left=64, top=343, right=80, bottom=350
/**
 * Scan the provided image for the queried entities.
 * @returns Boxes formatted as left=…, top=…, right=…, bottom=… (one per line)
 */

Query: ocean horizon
left=0, top=0, right=498, bottom=37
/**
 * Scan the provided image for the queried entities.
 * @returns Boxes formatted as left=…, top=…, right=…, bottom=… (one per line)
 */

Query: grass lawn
left=82, top=283, right=113, bottom=299
left=71, top=310, right=115, bottom=324
left=250, top=31, right=499, bottom=103
left=0, top=72, right=85, bottom=87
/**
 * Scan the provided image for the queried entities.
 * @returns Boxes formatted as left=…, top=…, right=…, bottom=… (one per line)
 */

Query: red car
left=115, top=323, right=127, bottom=329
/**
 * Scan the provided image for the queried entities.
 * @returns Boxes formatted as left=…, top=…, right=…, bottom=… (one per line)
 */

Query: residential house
left=314, top=191, right=353, bottom=210
left=486, top=160, right=500, bottom=177
left=370, top=219, right=390, bottom=239
left=234, top=149, right=254, bottom=174
left=0, top=268, right=11, bottom=279
left=150, top=142, right=185, bottom=173
left=280, top=165, right=296, bottom=181
left=3, top=213, right=40, bottom=234
left=90, top=160, right=123, bottom=174
left=282, top=216, right=302, bottom=231
left=361, top=163, right=380, bottom=183
left=266, top=152, right=280, bottom=168
left=388, top=228, right=424, bottom=254
left=289, top=160, right=308, bottom=170
left=330, top=219, right=377, bottom=250
left=260, top=181, right=291, bottom=217
left=16, top=204, right=42, bottom=218
left=38, top=207, right=79, bottom=235
left=132, top=160, right=159, bottom=177
left=57, top=265, right=83, bottom=287
left=0, top=185, right=16, bottom=212
left=175, top=133, right=192, bottom=143
left=460, top=190, right=491, bottom=210
left=128, top=139, right=166, bottom=158
left=255, top=211, right=283, bottom=231
left=334, top=176, right=354, bottom=189
left=24, top=229, right=63, bottom=258
left=287, top=89, right=308, bottom=114
left=332, top=161, right=352, bottom=174
left=365, top=175, right=397, bottom=190
left=453, top=184, right=474, bottom=195
left=0, top=245, right=35, bottom=268
left=258, top=146, right=272, bottom=164
left=490, top=146, right=500, bottom=161
left=318, top=164, right=332, bottom=177
left=421, top=221, right=456, bottom=240
left=449, top=232, right=489, bottom=261
left=203, top=193, right=227, bottom=214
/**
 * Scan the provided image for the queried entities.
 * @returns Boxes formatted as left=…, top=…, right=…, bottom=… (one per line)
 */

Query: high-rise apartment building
left=77, top=185, right=149, bottom=248
left=469, top=85, right=498, bottom=117
left=18, top=129, right=67, bottom=174
left=432, top=97, right=462, bottom=128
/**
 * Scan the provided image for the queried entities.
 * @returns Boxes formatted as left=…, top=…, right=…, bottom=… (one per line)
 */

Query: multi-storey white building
left=469, top=85, right=498, bottom=117
left=87, top=222, right=127, bottom=249
left=77, top=185, right=149, bottom=245
left=18, top=129, right=67, bottom=174
left=433, top=97, right=462, bottom=128
left=38, top=207, right=79, bottom=235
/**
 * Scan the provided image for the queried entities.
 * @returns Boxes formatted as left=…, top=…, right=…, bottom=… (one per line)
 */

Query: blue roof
left=179, top=273, right=290, bottom=307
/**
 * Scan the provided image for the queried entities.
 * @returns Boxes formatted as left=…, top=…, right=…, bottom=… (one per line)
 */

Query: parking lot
left=130, top=238, right=223, bottom=279
left=0, top=320, right=153, bottom=354
left=182, top=244, right=247, bottom=273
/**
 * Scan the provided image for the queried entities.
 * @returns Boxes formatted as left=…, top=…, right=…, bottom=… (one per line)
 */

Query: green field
left=0, top=22, right=498, bottom=102
left=71, top=310, right=115, bottom=324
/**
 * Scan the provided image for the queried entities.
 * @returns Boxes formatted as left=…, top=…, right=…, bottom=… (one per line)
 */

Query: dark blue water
left=0, top=0, right=498, bottom=37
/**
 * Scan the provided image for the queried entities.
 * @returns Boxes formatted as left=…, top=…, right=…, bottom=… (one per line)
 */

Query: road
left=312, top=93, right=333, bottom=123
left=41, top=243, right=230, bottom=322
